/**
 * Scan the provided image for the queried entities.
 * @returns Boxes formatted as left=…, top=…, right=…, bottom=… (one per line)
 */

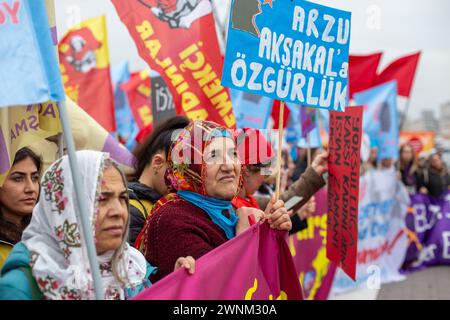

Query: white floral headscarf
left=22, top=150, right=148, bottom=300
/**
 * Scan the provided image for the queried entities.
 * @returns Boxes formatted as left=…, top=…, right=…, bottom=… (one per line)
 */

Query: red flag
left=348, top=52, right=382, bottom=98
left=59, top=16, right=116, bottom=132
left=111, top=0, right=236, bottom=128
left=121, top=71, right=153, bottom=130
left=374, top=52, right=421, bottom=97
left=271, top=100, right=290, bottom=129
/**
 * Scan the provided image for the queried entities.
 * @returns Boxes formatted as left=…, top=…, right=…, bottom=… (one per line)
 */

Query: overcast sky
left=55, top=0, right=450, bottom=120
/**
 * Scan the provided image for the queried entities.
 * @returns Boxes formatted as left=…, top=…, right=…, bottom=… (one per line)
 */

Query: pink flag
left=133, top=222, right=303, bottom=300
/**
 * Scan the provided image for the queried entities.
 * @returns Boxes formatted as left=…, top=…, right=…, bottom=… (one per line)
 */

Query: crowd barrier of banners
left=222, top=0, right=351, bottom=112
left=403, top=191, right=450, bottom=272
left=133, top=223, right=303, bottom=300
left=330, top=168, right=410, bottom=295
left=59, top=16, right=116, bottom=132
left=112, top=0, right=236, bottom=128
left=290, top=170, right=450, bottom=297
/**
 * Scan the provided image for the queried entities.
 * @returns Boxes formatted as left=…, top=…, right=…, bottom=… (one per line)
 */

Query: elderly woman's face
left=95, top=166, right=129, bottom=255
left=204, top=137, right=241, bottom=200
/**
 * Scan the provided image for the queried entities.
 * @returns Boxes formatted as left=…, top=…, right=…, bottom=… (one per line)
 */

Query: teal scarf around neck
left=177, top=190, right=238, bottom=239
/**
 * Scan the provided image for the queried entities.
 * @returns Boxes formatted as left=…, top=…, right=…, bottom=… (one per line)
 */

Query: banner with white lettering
left=222, top=0, right=351, bottom=111
left=402, top=191, right=450, bottom=271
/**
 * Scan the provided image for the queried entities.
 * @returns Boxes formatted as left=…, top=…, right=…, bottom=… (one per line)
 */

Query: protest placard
left=222, top=0, right=351, bottom=111
left=327, top=106, right=363, bottom=279
left=151, top=75, right=176, bottom=126
left=355, top=81, right=399, bottom=160
left=230, top=89, right=273, bottom=129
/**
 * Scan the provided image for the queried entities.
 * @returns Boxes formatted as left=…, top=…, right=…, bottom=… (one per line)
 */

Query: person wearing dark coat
left=128, top=116, right=190, bottom=246
left=127, top=181, right=163, bottom=246
left=417, top=152, right=450, bottom=198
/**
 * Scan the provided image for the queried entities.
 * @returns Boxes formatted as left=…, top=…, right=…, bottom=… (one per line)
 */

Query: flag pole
left=57, top=132, right=64, bottom=158
left=211, top=1, right=227, bottom=51
left=399, top=98, right=411, bottom=131
left=57, top=100, right=104, bottom=300
left=275, top=101, right=285, bottom=201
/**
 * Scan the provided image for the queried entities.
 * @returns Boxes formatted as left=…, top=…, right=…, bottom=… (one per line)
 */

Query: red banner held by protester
left=374, top=52, right=421, bottom=97
left=327, top=106, right=363, bottom=280
left=133, top=222, right=303, bottom=300
left=59, top=16, right=116, bottom=132
left=111, top=0, right=236, bottom=128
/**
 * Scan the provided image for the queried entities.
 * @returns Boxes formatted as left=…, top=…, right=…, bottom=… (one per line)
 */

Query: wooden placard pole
left=307, top=133, right=311, bottom=166
left=275, top=101, right=285, bottom=201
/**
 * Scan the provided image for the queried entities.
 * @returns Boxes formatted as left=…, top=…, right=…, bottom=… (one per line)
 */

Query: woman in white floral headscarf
left=0, top=150, right=194, bottom=300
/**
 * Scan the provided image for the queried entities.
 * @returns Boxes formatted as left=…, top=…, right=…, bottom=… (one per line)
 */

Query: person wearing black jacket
left=127, top=181, right=164, bottom=246
left=128, top=116, right=190, bottom=246
left=417, top=152, right=450, bottom=198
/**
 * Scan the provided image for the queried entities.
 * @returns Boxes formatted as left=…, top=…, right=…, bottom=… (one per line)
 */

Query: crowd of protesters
left=0, top=115, right=449, bottom=299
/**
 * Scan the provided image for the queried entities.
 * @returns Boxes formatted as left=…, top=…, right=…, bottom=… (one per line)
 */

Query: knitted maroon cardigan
left=145, top=198, right=228, bottom=282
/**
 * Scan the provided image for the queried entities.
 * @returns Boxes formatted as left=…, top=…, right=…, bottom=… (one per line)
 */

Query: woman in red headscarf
left=136, top=121, right=291, bottom=281
left=232, top=128, right=329, bottom=234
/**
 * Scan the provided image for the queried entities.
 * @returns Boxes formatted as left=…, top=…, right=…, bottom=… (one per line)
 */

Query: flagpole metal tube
left=57, top=132, right=64, bottom=158
left=275, top=101, right=285, bottom=201
left=400, top=98, right=411, bottom=131
left=211, top=0, right=226, bottom=43
left=57, top=100, right=104, bottom=300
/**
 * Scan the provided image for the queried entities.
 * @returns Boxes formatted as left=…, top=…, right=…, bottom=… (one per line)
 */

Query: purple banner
left=289, top=188, right=337, bottom=300
left=402, top=191, right=450, bottom=272
left=299, top=106, right=316, bottom=138
left=133, top=223, right=303, bottom=300
left=102, top=134, right=135, bottom=167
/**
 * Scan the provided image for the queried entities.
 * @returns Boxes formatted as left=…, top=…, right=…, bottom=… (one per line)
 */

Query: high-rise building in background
left=421, top=110, right=440, bottom=133
left=440, top=101, right=450, bottom=139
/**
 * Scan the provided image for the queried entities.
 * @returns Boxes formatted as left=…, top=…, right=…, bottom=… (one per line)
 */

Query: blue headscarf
left=178, top=190, right=238, bottom=239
